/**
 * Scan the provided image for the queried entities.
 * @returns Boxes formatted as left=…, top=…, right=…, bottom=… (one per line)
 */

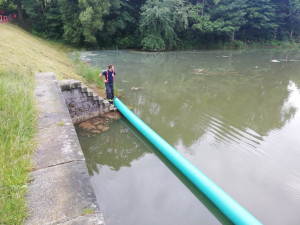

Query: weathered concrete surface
left=59, top=80, right=112, bottom=124
left=26, top=72, right=105, bottom=225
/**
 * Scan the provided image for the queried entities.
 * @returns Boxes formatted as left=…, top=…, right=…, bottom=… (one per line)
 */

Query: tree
left=98, top=0, right=138, bottom=48
left=45, top=0, right=63, bottom=39
left=272, top=0, right=291, bottom=40
left=139, top=0, right=188, bottom=50
left=188, top=2, right=214, bottom=33
left=189, top=0, right=246, bottom=42
left=288, top=0, right=300, bottom=40
left=78, top=0, right=110, bottom=45
left=1, top=0, right=299, bottom=48
left=58, top=0, right=83, bottom=45
left=208, top=0, right=246, bottom=41
left=0, top=0, right=16, bottom=12
left=240, top=0, right=277, bottom=40
left=23, top=0, right=47, bottom=34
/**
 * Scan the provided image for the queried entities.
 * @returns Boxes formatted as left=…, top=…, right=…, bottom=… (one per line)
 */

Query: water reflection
left=77, top=122, right=150, bottom=174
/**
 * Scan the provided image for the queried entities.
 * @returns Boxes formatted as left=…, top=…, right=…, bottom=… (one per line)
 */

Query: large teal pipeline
left=114, top=98, right=262, bottom=225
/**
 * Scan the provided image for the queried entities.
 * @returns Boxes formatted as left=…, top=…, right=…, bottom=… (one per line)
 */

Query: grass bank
left=0, top=71, right=36, bottom=224
left=0, top=23, right=106, bottom=224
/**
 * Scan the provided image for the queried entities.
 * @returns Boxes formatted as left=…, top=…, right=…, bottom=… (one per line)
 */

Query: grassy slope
left=0, top=23, right=103, bottom=224
left=0, top=23, right=81, bottom=80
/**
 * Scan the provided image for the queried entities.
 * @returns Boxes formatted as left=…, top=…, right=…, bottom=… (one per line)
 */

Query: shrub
left=141, top=34, right=166, bottom=51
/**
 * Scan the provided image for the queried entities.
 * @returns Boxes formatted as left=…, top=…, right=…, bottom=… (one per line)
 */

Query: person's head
left=108, top=64, right=114, bottom=71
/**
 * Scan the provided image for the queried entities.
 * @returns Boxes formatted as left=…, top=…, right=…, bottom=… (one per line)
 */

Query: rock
left=103, top=111, right=122, bottom=120
left=79, top=122, right=96, bottom=131
left=91, top=129, right=101, bottom=134
left=93, top=121, right=102, bottom=125
left=102, top=127, right=109, bottom=132
left=97, top=125, right=105, bottom=130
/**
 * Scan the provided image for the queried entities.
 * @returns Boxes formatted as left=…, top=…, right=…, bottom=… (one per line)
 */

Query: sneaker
left=109, top=105, right=115, bottom=111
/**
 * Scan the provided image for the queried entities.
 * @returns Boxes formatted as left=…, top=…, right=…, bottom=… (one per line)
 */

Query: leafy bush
left=141, top=34, right=166, bottom=51
left=115, top=35, right=138, bottom=49
left=233, top=40, right=246, bottom=48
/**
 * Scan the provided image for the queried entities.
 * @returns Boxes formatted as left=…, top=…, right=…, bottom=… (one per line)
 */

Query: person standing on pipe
left=99, top=64, right=116, bottom=105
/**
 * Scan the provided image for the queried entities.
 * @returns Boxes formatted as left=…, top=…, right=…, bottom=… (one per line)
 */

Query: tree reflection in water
left=76, top=118, right=152, bottom=175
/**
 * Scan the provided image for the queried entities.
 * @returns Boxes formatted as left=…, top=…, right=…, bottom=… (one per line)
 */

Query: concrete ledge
left=26, top=72, right=105, bottom=225
left=26, top=162, right=103, bottom=225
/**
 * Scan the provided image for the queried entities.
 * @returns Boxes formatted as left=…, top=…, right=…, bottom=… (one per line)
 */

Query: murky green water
left=77, top=49, right=300, bottom=225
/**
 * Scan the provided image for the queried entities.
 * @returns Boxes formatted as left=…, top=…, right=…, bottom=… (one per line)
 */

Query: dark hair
left=108, top=64, right=114, bottom=69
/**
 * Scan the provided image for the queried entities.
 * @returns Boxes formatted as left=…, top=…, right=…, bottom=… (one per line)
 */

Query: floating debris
left=85, top=52, right=98, bottom=56
left=194, top=68, right=204, bottom=73
left=121, top=80, right=129, bottom=83
left=271, top=60, right=280, bottom=62
left=131, top=86, right=144, bottom=91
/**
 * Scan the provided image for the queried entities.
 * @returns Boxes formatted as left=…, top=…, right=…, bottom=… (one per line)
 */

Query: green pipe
left=119, top=118, right=233, bottom=225
left=114, top=97, right=262, bottom=225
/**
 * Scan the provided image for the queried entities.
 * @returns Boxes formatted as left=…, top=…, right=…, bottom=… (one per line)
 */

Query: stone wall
left=59, top=79, right=112, bottom=124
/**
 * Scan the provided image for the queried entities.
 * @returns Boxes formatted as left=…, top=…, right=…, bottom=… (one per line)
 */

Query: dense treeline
left=1, top=0, right=300, bottom=50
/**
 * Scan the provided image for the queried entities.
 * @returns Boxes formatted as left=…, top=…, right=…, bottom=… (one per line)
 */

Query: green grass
left=81, top=207, right=94, bottom=216
left=0, top=70, right=37, bottom=224
left=73, top=51, right=105, bottom=89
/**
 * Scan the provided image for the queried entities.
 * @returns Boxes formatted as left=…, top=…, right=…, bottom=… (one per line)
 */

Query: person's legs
left=105, top=83, right=112, bottom=100
left=110, top=83, right=114, bottom=99
left=106, top=83, right=114, bottom=104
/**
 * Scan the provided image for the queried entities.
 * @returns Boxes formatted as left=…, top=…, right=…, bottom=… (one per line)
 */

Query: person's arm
left=99, top=72, right=107, bottom=83
left=113, top=70, right=116, bottom=80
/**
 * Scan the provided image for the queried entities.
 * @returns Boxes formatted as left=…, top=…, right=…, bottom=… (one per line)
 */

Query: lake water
left=76, top=49, right=300, bottom=225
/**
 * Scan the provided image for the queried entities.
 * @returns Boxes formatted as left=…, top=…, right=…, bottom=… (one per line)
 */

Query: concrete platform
left=26, top=72, right=105, bottom=225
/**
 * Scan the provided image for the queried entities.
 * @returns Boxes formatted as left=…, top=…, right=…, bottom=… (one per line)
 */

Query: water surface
left=77, top=49, right=300, bottom=225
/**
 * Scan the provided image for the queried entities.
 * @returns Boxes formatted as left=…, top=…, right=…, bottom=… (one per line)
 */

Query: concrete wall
left=59, top=79, right=111, bottom=124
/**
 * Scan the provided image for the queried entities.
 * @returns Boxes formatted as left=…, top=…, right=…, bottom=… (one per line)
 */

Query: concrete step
left=59, top=79, right=115, bottom=123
